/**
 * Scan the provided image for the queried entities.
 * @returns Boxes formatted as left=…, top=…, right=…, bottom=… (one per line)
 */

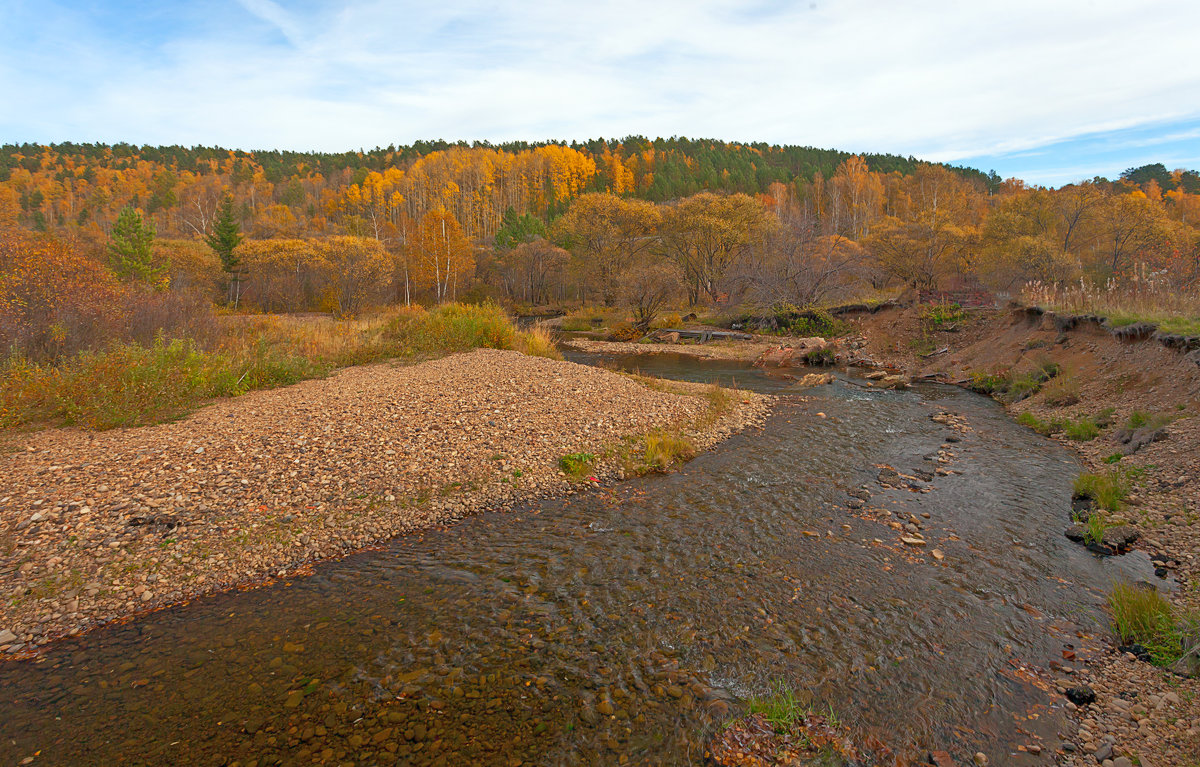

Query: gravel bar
left=0, top=349, right=770, bottom=657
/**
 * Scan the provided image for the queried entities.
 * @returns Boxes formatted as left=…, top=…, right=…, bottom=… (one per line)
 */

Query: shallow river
left=0, top=354, right=1155, bottom=766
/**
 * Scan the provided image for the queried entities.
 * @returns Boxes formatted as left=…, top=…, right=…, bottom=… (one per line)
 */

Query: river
left=0, top=353, right=1155, bottom=765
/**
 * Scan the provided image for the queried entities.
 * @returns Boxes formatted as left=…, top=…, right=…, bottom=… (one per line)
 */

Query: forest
left=2, top=137, right=1199, bottom=365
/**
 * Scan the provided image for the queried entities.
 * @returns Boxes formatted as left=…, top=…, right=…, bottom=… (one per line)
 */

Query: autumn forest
left=2, top=137, right=1199, bottom=362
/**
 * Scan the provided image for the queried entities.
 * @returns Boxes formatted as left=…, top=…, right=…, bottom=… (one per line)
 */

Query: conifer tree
left=108, top=206, right=166, bottom=286
left=206, top=193, right=246, bottom=306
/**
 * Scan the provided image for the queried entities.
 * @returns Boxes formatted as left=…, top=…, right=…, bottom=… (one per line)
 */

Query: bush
left=606, top=322, right=643, bottom=342
left=920, top=301, right=967, bottom=326
left=803, top=347, right=836, bottom=366
left=1108, top=583, right=1196, bottom=667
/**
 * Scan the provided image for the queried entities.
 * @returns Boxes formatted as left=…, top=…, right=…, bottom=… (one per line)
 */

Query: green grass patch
left=558, top=452, right=597, bottom=479
left=1062, top=417, right=1100, bottom=441
left=1125, top=410, right=1173, bottom=431
left=920, top=301, right=967, bottom=326
left=1108, top=582, right=1199, bottom=666
left=1084, top=512, right=1108, bottom=546
left=1074, top=469, right=1133, bottom=511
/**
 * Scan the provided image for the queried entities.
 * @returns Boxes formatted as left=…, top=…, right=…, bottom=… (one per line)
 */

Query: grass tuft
left=642, top=432, right=696, bottom=472
left=1074, top=469, right=1133, bottom=511
left=1107, top=582, right=1197, bottom=667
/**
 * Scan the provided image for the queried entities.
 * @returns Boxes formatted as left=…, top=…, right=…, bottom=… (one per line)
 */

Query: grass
left=1015, top=411, right=1099, bottom=440
left=1062, top=417, right=1100, bottom=441
left=1125, top=410, right=1173, bottom=431
left=558, top=452, right=597, bottom=479
left=746, top=684, right=841, bottom=735
left=1023, top=274, right=1200, bottom=336
left=968, top=359, right=1061, bottom=403
left=919, top=300, right=967, bottom=327
left=803, top=347, right=836, bottom=366
left=641, top=432, right=696, bottom=472
left=1107, top=582, right=1198, bottom=667
left=1074, top=469, right=1134, bottom=511
left=1084, top=512, right=1108, bottom=546
left=1, top=302, right=561, bottom=431
left=1042, top=374, right=1081, bottom=407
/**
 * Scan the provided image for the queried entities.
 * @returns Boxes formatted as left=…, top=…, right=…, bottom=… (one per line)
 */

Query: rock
left=973, top=753, right=988, bottom=766
left=900, top=537, right=926, bottom=546
left=1093, top=742, right=1113, bottom=761
left=1065, top=685, right=1096, bottom=705
left=1112, top=758, right=1132, bottom=767
left=1064, top=524, right=1087, bottom=543
left=1102, top=525, right=1139, bottom=550
left=797, top=373, right=834, bottom=388
left=931, top=549, right=944, bottom=560
left=0, top=629, right=16, bottom=645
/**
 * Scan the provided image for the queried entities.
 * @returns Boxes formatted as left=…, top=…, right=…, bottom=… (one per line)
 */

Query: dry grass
left=1, top=303, right=562, bottom=431
left=1024, top=272, right=1200, bottom=335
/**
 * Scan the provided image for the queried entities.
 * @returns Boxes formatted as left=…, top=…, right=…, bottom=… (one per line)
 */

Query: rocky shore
left=0, top=349, right=770, bottom=657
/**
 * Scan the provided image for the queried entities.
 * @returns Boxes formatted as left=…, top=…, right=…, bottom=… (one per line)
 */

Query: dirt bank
left=0, top=349, right=770, bottom=657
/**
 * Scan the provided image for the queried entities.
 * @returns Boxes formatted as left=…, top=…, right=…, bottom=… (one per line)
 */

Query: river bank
left=901, top=306, right=1200, bottom=767
left=571, top=306, right=1200, bottom=765
left=0, top=348, right=769, bottom=657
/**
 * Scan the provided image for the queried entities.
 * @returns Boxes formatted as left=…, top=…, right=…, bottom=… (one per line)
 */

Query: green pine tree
left=108, top=206, right=166, bottom=286
left=205, top=193, right=247, bottom=306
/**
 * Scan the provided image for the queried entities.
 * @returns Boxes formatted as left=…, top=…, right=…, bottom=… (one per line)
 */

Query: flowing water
left=0, top=354, right=1156, bottom=766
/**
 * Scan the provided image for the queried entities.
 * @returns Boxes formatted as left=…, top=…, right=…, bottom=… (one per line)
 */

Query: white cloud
left=1, top=0, right=1198, bottom=183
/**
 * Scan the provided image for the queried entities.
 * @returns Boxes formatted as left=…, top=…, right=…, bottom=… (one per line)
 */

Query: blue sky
left=2, top=0, right=1198, bottom=187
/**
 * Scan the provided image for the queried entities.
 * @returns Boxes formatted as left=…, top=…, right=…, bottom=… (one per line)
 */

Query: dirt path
left=0, top=349, right=769, bottom=656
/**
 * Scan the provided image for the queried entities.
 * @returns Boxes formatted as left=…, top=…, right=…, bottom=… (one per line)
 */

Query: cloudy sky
left=2, top=0, right=1198, bottom=186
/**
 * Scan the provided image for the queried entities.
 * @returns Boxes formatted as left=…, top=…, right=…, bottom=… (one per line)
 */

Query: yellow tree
left=659, top=192, right=772, bottom=305
left=312, top=236, right=388, bottom=315
left=552, top=193, right=661, bottom=304
left=408, top=209, right=474, bottom=302
left=827, top=156, right=883, bottom=240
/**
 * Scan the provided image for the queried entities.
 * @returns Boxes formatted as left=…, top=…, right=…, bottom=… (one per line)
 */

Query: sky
left=2, top=0, right=1198, bottom=187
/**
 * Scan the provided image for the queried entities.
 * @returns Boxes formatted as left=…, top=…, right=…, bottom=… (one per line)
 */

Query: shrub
left=920, top=301, right=967, bottom=326
left=606, top=322, right=643, bottom=342
left=558, top=452, right=597, bottom=478
left=1107, top=583, right=1196, bottom=666
left=803, top=347, right=836, bottom=366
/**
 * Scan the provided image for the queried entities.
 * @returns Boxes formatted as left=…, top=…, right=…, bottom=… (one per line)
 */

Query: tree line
left=2, top=138, right=1198, bottom=349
